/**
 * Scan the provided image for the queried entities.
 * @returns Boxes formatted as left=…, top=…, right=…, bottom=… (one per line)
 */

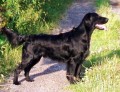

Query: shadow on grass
left=80, top=49, right=120, bottom=79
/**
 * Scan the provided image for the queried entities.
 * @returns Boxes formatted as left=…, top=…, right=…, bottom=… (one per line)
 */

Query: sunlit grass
left=69, top=0, right=120, bottom=92
left=0, top=43, right=22, bottom=83
left=70, top=55, right=120, bottom=92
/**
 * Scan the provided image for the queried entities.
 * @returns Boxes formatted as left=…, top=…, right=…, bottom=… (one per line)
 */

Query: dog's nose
left=105, top=18, right=109, bottom=22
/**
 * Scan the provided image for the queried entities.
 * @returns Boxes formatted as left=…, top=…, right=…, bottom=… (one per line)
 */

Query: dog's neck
left=76, top=22, right=95, bottom=48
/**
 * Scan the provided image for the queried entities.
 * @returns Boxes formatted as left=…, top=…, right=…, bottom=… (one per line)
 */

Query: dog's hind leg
left=13, top=46, right=34, bottom=85
left=24, top=56, right=41, bottom=82
left=13, top=61, right=29, bottom=85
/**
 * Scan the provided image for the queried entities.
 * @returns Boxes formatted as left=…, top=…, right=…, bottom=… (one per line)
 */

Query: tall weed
left=0, top=0, right=73, bottom=83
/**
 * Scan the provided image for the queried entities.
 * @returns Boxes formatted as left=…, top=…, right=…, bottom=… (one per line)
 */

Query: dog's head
left=83, top=13, right=108, bottom=30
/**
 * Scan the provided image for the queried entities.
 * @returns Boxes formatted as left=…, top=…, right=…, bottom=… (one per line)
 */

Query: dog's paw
left=13, top=81, right=21, bottom=85
left=66, top=75, right=77, bottom=84
left=25, top=77, right=34, bottom=82
left=75, top=77, right=80, bottom=82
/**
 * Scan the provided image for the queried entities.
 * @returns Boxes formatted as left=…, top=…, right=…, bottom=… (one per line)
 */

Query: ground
left=1, top=0, right=119, bottom=92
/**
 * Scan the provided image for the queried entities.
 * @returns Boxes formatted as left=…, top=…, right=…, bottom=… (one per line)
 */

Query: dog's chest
left=71, top=40, right=90, bottom=59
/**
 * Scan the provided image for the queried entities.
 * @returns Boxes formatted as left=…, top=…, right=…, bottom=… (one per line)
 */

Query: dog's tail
left=0, top=27, right=27, bottom=47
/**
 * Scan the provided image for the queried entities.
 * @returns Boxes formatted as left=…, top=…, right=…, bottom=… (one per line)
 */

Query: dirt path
left=110, top=0, right=120, bottom=15
left=1, top=0, right=95, bottom=92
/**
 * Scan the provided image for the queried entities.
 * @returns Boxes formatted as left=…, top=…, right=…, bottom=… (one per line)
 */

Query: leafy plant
left=0, top=0, right=73, bottom=83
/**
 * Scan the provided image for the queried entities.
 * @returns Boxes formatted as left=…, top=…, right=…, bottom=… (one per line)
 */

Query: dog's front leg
left=74, top=63, right=82, bottom=81
left=66, top=59, right=77, bottom=84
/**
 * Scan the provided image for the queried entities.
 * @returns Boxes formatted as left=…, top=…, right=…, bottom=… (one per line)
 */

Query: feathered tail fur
left=0, top=27, right=27, bottom=47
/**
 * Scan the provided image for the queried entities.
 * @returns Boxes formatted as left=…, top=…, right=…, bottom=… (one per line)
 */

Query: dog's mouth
left=95, top=24, right=107, bottom=30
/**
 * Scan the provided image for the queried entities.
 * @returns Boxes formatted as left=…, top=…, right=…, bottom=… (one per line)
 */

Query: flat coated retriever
left=0, top=13, right=108, bottom=85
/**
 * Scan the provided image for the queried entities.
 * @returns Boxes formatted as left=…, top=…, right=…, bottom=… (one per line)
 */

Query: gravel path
left=1, top=0, right=95, bottom=92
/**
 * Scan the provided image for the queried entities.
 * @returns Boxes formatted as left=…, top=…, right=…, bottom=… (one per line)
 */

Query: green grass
left=0, top=44, right=22, bottom=83
left=69, top=55, right=120, bottom=92
left=69, top=0, right=120, bottom=92
left=0, top=0, right=73, bottom=83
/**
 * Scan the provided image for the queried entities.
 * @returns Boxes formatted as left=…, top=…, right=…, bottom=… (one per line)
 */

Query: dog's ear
left=84, top=13, right=93, bottom=26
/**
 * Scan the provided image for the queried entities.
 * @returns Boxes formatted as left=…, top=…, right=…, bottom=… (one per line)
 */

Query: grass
left=0, top=0, right=120, bottom=91
left=0, top=44, right=22, bottom=83
left=69, top=55, right=120, bottom=92
left=0, top=0, right=73, bottom=84
left=69, top=0, right=120, bottom=92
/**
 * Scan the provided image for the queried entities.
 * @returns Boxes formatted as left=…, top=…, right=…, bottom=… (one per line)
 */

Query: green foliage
left=1, top=0, right=72, bottom=34
left=0, top=0, right=73, bottom=83
left=0, top=43, right=22, bottom=83
left=96, top=0, right=109, bottom=8
left=0, top=36, right=4, bottom=45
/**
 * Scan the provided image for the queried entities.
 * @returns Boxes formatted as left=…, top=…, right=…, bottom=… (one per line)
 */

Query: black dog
left=0, top=13, right=108, bottom=85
